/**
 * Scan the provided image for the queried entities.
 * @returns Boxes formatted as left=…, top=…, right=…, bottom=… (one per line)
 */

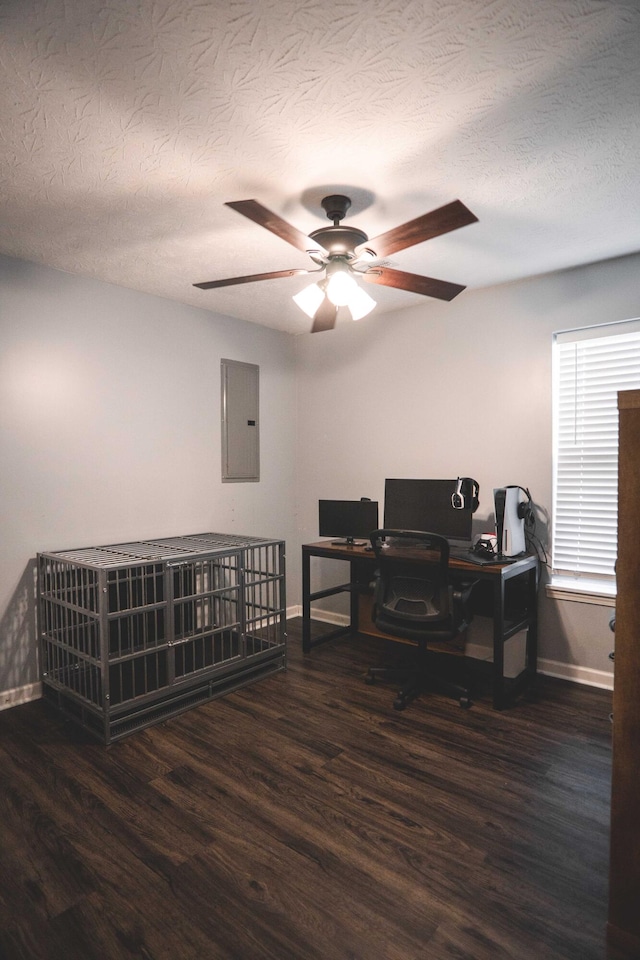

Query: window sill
left=546, top=577, right=616, bottom=607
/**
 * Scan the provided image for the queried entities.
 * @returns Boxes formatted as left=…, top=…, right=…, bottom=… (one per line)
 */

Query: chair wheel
left=393, top=697, right=406, bottom=711
left=459, top=696, right=472, bottom=709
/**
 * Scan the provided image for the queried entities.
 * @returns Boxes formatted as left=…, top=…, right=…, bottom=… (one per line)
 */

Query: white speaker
left=494, top=487, right=526, bottom=557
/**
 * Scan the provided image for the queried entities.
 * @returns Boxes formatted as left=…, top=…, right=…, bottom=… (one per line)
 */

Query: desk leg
left=350, top=559, right=360, bottom=635
left=301, top=551, right=359, bottom=653
left=525, top=566, right=538, bottom=678
left=492, top=577, right=506, bottom=710
left=302, top=550, right=311, bottom=654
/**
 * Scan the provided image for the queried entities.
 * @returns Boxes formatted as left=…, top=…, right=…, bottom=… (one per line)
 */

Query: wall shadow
left=0, top=559, right=39, bottom=693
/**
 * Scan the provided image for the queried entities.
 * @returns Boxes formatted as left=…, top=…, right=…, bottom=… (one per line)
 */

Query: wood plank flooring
left=0, top=619, right=627, bottom=960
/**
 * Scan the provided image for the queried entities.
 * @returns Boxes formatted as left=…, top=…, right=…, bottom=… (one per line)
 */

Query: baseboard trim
left=287, top=605, right=350, bottom=626
left=537, top=658, right=613, bottom=690
left=0, top=681, right=42, bottom=711
left=287, top=607, right=614, bottom=691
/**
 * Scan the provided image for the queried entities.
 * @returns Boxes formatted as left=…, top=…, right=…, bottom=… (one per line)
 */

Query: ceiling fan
left=194, top=194, right=478, bottom=332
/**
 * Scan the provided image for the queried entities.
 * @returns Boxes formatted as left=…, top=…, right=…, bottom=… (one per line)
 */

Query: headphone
left=505, top=485, right=535, bottom=527
left=451, top=477, right=480, bottom=513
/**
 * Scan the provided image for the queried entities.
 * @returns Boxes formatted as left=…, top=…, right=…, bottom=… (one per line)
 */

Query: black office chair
left=365, top=529, right=477, bottom=711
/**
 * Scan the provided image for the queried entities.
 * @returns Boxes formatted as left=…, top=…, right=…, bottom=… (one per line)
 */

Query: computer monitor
left=319, top=499, right=379, bottom=545
left=383, top=479, right=473, bottom=543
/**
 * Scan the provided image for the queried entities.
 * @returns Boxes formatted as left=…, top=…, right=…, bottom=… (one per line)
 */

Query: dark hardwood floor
left=0, top=619, right=626, bottom=960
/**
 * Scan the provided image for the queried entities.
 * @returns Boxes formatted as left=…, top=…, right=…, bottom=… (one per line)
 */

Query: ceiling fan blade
left=311, top=298, right=338, bottom=333
left=361, top=266, right=466, bottom=301
left=194, top=268, right=314, bottom=290
left=226, top=200, right=326, bottom=255
left=360, top=200, right=478, bottom=258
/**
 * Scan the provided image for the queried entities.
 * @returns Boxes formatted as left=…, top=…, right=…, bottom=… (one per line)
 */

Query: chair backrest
left=369, top=529, right=456, bottom=641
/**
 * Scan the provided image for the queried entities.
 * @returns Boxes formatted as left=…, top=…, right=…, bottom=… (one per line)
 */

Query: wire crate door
left=242, top=542, right=286, bottom=657
left=169, top=552, right=243, bottom=682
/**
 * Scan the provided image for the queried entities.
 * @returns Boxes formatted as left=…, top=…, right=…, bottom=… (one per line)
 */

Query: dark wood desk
left=301, top=540, right=539, bottom=710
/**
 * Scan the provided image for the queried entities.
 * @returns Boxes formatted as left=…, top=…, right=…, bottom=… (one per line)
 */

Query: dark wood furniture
left=302, top=539, right=539, bottom=710
left=608, top=388, right=640, bottom=954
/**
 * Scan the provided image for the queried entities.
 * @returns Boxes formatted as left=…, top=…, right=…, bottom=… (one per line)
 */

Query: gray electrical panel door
left=221, top=359, right=259, bottom=482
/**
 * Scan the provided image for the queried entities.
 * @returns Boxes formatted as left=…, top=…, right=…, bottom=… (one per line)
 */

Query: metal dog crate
left=38, top=533, right=286, bottom=743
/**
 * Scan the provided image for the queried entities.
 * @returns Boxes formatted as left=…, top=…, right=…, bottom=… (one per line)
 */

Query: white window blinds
left=552, top=319, right=640, bottom=582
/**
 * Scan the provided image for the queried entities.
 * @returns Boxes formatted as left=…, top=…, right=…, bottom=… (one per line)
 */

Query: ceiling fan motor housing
left=308, top=196, right=369, bottom=257
left=321, top=194, right=351, bottom=223
left=309, top=225, right=369, bottom=257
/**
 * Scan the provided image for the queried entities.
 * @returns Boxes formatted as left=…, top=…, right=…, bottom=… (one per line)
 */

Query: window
left=551, top=319, right=640, bottom=600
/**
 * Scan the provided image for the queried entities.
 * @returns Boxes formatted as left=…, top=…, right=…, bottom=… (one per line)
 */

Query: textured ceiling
left=1, top=0, right=639, bottom=334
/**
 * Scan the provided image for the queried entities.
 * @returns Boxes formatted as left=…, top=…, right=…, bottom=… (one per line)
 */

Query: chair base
left=364, top=665, right=472, bottom=710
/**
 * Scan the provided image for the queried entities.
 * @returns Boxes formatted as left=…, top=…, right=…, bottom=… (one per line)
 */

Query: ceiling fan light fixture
left=346, top=283, right=376, bottom=320
left=326, top=270, right=358, bottom=307
left=292, top=282, right=325, bottom=318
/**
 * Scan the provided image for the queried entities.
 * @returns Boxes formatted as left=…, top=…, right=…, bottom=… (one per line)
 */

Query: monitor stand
left=330, top=538, right=366, bottom=546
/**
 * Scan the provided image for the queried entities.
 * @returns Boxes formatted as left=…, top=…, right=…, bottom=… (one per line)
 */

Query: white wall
left=293, top=251, right=640, bottom=683
left=0, top=254, right=297, bottom=696
left=2, top=249, right=635, bottom=701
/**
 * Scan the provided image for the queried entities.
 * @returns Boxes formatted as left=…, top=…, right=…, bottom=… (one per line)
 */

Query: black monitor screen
left=319, top=500, right=379, bottom=544
left=383, top=479, right=473, bottom=542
